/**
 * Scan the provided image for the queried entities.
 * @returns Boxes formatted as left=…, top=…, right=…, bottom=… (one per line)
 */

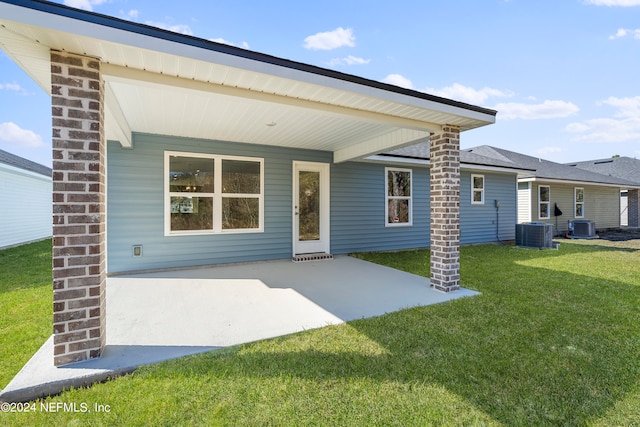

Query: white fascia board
left=518, top=176, right=640, bottom=189
left=461, top=164, right=533, bottom=175
left=0, top=162, right=51, bottom=181
left=364, top=155, right=430, bottom=168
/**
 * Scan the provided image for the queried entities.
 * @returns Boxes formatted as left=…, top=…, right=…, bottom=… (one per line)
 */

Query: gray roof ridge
left=464, top=145, right=640, bottom=187
left=464, top=145, right=515, bottom=165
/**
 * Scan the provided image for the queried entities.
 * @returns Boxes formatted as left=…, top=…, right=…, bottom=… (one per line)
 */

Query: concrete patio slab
left=0, top=256, right=478, bottom=402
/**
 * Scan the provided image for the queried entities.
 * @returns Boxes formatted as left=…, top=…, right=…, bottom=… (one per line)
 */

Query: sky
left=1, top=0, right=640, bottom=168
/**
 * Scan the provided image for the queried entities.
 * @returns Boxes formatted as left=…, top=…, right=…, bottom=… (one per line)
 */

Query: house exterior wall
left=107, top=134, right=518, bottom=274
left=527, top=182, right=620, bottom=233
left=0, top=163, right=52, bottom=249
left=330, top=161, right=430, bottom=254
left=460, top=171, right=517, bottom=243
left=107, top=133, right=331, bottom=273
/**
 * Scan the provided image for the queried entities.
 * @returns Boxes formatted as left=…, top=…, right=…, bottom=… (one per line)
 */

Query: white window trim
left=538, top=185, right=550, bottom=220
left=471, top=174, right=485, bottom=205
left=385, top=167, right=413, bottom=227
left=164, top=151, right=264, bottom=236
left=574, top=187, right=585, bottom=219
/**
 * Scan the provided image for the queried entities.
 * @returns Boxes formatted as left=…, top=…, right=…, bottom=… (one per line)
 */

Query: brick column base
left=430, top=125, right=461, bottom=292
left=51, top=50, right=106, bottom=366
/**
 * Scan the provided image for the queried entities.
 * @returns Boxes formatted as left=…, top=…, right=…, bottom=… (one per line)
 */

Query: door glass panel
left=299, top=171, right=320, bottom=241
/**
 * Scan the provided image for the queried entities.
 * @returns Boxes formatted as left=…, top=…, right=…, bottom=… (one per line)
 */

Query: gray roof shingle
left=567, top=157, right=640, bottom=185
left=466, top=146, right=639, bottom=187
left=0, top=149, right=52, bottom=177
left=381, top=142, right=532, bottom=171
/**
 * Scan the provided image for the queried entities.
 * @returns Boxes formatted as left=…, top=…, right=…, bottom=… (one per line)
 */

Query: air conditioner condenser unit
left=516, top=222, right=554, bottom=249
left=568, top=220, right=597, bottom=239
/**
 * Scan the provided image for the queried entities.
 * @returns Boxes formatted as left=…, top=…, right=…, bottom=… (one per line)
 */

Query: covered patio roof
left=0, top=0, right=496, bottom=163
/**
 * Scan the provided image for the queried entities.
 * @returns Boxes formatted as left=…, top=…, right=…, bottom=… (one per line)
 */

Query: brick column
left=51, top=51, right=106, bottom=366
left=430, top=125, right=461, bottom=292
left=629, top=189, right=639, bottom=228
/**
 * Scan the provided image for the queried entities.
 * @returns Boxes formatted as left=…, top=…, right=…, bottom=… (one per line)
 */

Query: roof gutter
left=366, top=154, right=534, bottom=175
left=518, top=176, right=640, bottom=189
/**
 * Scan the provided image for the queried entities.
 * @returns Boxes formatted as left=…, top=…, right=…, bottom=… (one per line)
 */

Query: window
left=538, top=185, right=550, bottom=219
left=575, top=187, right=584, bottom=218
left=385, top=167, right=412, bottom=226
left=471, top=174, right=485, bottom=204
left=165, top=152, right=263, bottom=235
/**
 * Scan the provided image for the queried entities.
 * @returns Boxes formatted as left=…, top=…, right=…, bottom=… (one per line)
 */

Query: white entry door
left=293, top=161, right=330, bottom=255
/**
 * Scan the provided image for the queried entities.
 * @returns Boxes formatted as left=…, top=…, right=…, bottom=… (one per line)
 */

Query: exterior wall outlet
left=132, top=245, right=143, bottom=257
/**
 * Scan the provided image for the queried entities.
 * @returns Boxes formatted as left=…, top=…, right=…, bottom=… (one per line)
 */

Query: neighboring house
left=0, top=149, right=52, bottom=249
left=0, top=1, right=498, bottom=365
left=465, top=146, right=640, bottom=234
left=567, top=157, right=640, bottom=227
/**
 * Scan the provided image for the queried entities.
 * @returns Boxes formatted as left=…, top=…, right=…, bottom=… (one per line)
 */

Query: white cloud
left=585, top=0, right=640, bottom=5
left=328, top=55, right=371, bottom=66
left=0, top=122, right=44, bottom=148
left=124, top=9, right=139, bottom=20
left=210, top=38, right=250, bottom=49
left=535, top=146, right=568, bottom=156
left=495, top=100, right=580, bottom=120
left=426, top=83, right=513, bottom=105
left=380, top=78, right=513, bottom=106
left=304, top=27, right=355, bottom=50
left=609, top=28, right=640, bottom=39
left=382, top=74, right=414, bottom=89
left=145, top=21, right=193, bottom=36
left=565, top=122, right=591, bottom=133
left=566, top=96, right=640, bottom=142
left=63, top=0, right=109, bottom=12
left=601, top=95, right=640, bottom=117
left=566, top=117, right=640, bottom=142
left=0, top=83, right=22, bottom=92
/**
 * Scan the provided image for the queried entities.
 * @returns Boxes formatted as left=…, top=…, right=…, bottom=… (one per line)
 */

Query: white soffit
left=0, top=1, right=496, bottom=162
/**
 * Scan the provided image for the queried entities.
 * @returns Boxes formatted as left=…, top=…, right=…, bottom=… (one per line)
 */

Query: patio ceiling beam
left=104, top=82, right=132, bottom=148
left=101, top=63, right=443, bottom=133
left=333, top=130, right=429, bottom=163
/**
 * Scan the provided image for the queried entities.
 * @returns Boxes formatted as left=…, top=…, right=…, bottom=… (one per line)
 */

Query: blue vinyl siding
left=460, top=171, right=517, bottom=244
left=331, top=162, right=430, bottom=254
left=108, top=134, right=518, bottom=273
left=107, top=133, right=330, bottom=273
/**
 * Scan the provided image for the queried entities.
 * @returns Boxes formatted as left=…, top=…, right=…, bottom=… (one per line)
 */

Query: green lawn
left=1, top=238, right=640, bottom=426
left=0, top=239, right=52, bottom=388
